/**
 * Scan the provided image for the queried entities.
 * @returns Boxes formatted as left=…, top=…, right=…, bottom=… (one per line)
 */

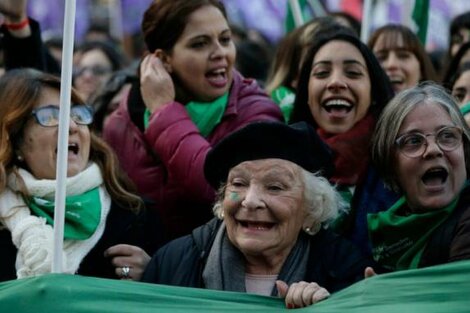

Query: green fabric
left=2, top=260, right=470, bottom=312
left=28, top=188, right=101, bottom=240
left=285, top=0, right=312, bottom=32
left=144, top=93, right=228, bottom=137
left=368, top=195, right=457, bottom=271
left=412, top=0, right=430, bottom=44
left=460, top=102, right=470, bottom=116
left=270, top=86, right=295, bottom=123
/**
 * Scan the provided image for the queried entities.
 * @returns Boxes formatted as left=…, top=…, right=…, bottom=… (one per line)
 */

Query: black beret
left=204, top=121, right=335, bottom=189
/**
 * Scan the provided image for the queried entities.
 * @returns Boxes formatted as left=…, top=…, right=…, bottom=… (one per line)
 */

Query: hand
left=276, top=280, right=330, bottom=309
left=140, top=54, right=175, bottom=114
left=0, top=0, right=28, bottom=22
left=104, top=244, right=150, bottom=281
left=364, top=266, right=377, bottom=278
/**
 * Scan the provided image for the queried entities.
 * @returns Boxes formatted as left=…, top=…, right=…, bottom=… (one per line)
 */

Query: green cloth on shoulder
left=368, top=195, right=458, bottom=270
left=28, top=188, right=101, bottom=240
left=143, top=93, right=229, bottom=137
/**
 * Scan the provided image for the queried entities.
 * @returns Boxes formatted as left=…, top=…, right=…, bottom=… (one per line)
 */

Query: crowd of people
left=0, top=0, right=469, bottom=310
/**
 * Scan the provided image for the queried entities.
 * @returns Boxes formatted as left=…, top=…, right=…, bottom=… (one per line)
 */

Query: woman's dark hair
left=142, top=0, right=227, bottom=53
left=449, top=61, right=470, bottom=91
left=442, top=41, right=470, bottom=89
left=367, top=24, right=437, bottom=83
left=290, top=30, right=394, bottom=127
left=76, top=40, right=127, bottom=72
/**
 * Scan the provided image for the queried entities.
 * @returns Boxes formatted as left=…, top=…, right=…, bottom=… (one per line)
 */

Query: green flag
left=412, top=0, right=430, bottom=44
left=2, top=260, right=470, bottom=312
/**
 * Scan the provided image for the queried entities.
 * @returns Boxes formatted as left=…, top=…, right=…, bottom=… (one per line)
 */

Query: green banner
left=1, top=260, right=470, bottom=312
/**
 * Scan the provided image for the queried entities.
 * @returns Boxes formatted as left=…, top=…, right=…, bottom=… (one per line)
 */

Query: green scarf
left=28, top=188, right=101, bottom=240
left=367, top=195, right=459, bottom=271
left=144, top=93, right=229, bottom=137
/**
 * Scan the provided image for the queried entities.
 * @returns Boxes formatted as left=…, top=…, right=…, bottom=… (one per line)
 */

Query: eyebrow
left=312, top=59, right=367, bottom=69
left=188, top=29, right=231, bottom=40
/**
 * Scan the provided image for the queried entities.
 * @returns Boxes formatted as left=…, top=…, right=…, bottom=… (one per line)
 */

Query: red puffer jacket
left=103, top=71, right=283, bottom=240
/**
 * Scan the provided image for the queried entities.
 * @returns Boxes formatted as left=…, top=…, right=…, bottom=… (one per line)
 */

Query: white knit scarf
left=0, top=163, right=111, bottom=278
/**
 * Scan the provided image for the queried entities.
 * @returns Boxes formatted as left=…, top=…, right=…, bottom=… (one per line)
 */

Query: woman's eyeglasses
left=395, top=126, right=463, bottom=158
left=31, top=105, right=94, bottom=127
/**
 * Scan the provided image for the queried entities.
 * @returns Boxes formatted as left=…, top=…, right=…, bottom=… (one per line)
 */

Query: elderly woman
left=142, top=121, right=375, bottom=309
left=0, top=69, right=160, bottom=282
left=369, top=82, right=470, bottom=271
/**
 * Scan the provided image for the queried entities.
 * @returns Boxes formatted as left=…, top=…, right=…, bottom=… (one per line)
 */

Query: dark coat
left=142, top=218, right=376, bottom=293
left=0, top=201, right=162, bottom=282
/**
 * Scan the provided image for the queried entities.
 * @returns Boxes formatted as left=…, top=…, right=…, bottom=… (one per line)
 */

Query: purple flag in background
left=121, top=0, right=152, bottom=35
left=28, top=0, right=90, bottom=42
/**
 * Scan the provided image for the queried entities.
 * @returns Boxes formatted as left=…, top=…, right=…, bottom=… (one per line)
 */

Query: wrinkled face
left=373, top=34, right=421, bottom=93
left=223, top=159, right=306, bottom=263
left=163, top=5, right=236, bottom=102
left=18, top=87, right=91, bottom=179
left=74, top=49, right=113, bottom=101
left=451, top=28, right=470, bottom=57
left=308, top=40, right=371, bottom=134
left=394, top=103, right=466, bottom=212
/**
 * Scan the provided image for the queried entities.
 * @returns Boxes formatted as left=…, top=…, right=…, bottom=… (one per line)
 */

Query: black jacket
left=142, top=218, right=376, bottom=293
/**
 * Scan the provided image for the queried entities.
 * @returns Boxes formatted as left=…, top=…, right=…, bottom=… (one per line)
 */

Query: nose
left=383, top=52, right=399, bottom=70
left=210, top=41, right=227, bottom=60
left=422, top=136, right=443, bottom=158
left=69, top=118, right=79, bottom=133
left=327, top=72, right=348, bottom=92
left=241, top=184, right=265, bottom=210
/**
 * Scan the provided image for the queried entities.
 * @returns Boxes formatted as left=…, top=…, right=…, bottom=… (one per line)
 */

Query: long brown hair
left=0, top=69, right=142, bottom=211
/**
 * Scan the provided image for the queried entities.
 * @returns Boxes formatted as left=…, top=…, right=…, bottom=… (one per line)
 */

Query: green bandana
left=367, top=195, right=458, bottom=271
left=270, top=86, right=295, bottom=123
left=28, top=188, right=101, bottom=240
left=144, top=93, right=229, bottom=137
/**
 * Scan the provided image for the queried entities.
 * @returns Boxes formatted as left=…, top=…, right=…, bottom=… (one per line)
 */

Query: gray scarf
left=202, top=222, right=310, bottom=296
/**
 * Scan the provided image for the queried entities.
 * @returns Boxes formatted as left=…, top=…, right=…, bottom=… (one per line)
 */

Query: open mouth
left=421, top=167, right=448, bottom=186
left=322, top=99, right=353, bottom=115
left=239, top=220, right=275, bottom=231
left=55, top=143, right=79, bottom=155
left=206, top=68, right=227, bottom=87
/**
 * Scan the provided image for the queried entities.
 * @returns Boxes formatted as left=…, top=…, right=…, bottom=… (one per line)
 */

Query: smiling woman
left=290, top=29, right=398, bottom=255
left=0, top=69, right=162, bottom=283
left=370, top=82, right=470, bottom=271
left=142, top=121, right=377, bottom=309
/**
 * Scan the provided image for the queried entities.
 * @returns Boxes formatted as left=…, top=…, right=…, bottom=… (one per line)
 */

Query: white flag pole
left=52, top=0, right=77, bottom=273
left=361, top=0, right=373, bottom=43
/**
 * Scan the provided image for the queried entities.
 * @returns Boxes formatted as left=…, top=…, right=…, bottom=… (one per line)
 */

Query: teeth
left=212, top=68, right=225, bottom=74
left=324, top=99, right=351, bottom=107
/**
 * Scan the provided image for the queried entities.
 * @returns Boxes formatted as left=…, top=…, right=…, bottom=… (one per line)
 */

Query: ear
left=154, top=49, right=173, bottom=73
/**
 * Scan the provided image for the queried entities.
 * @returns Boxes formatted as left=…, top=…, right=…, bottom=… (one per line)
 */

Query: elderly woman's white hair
left=212, top=167, right=345, bottom=236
